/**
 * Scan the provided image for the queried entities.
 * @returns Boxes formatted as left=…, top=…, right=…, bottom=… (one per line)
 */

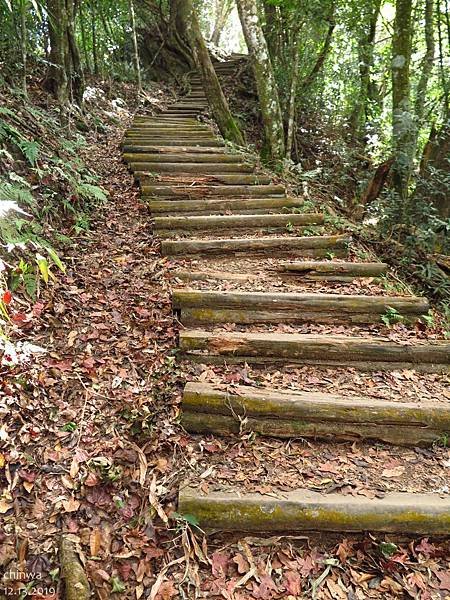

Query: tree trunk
left=285, top=32, right=300, bottom=159
left=90, top=0, right=98, bottom=75
left=210, top=0, right=233, bottom=46
left=185, top=0, right=244, bottom=146
left=302, top=15, right=335, bottom=88
left=414, top=121, right=450, bottom=218
left=391, top=0, right=414, bottom=202
left=128, top=0, right=142, bottom=91
left=79, top=2, right=91, bottom=73
left=67, top=0, right=84, bottom=105
left=349, top=0, right=382, bottom=140
left=19, top=0, right=27, bottom=96
left=413, top=0, right=435, bottom=147
left=45, top=0, right=69, bottom=104
left=236, top=0, right=285, bottom=162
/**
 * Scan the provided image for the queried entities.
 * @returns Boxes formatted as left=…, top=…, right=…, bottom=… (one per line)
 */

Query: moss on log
left=181, top=382, right=450, bottom=445
left=154, top=213, right=324, bottom=230
left=142, top=184, right=285, bottom=198
left=139, top=174, right=273, bottom=186
left=161, top=234, right=350, bottom=256
left=124, top=151, right=238, bottom=162
left=178, top=487, right=450, bottom=534
left=124, top=139, right=225, bottom=148
left=130, top=162, right=254, bottom=173
left=179, top=329, right=450, bottom=372
left=172, top=289, right=429, bottom=324
left=60, top=535, right=90, bottom=600
left=277, top=261, right=389, bottom=278
left=148, top=197, right=303, bottom=215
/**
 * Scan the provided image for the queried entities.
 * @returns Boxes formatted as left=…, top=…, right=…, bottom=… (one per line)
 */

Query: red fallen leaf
left=284, top=570, right=301, bottom=594
left=211, top=550, right=229, bottom=577
left=117, top=562, right=132, bottom=581
left=11, top=312, right=27, bottom=323
left=253, top=574, right=278, bottom=599
left=82, top=357, right=96, bottom=369
left=119, top=504, right=134, bottom=519
left=437, top=571, right=450, bottom=591
left=203, top=441, right=221, bottom=453
left=2, top=291, right=12, bottom=304
left=32, top=301, right=45, bottom=316
left=298, top=554, right=317, bottom=577
left=18, top=469, right=37, bottom=482
left=155, top=580, right=178, bottom=600
left=232, top=552, right=249, bottom=574
left=415, top=538, right=437, bottom=558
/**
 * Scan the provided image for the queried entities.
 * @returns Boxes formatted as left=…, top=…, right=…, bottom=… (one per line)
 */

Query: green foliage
left=381, top=306, right=404, bottom=326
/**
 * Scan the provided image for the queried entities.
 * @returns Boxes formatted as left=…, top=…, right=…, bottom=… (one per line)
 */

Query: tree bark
left=236, top=0, right=285, bottom=161
left=185, top=0, right=244, bottom=145
left=45, top=0, right=69, bottom=104
left=285, top=31, right=300, bottom=159
left=391, top=0, right=414, bottom=201
left=210, top=0, right=233, bottom=46
left=128, top=0, right=142, bottom=91
left=19, top=0, right=27, bottom=96
left=66, top=0, right=84, bottom=105
left=349, top=0, right=382, bottom=139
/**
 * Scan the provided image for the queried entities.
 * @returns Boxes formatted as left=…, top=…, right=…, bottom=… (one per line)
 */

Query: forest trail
left=125, top=56, right=450, bottom=541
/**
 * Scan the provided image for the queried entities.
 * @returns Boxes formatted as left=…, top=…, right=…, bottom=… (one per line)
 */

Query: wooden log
left=148, top=197, right=303, bottom=215
left=60, top=535, right=90, bottom=600
left=127, top=125, right=210, bottom=131
left=179, top=330, right=450, bottom=372
left=172, top=290, right=429, bottom=325
left=154, top=213, right=324, bottom=230
left=123, top=140, right=225, bottom=149
left=173, top=289, right=428, bottom=313
left=125, top=130, right=214, bottom=138
left=142, top=184, right=285, bottom=198
left=124, top=152, right=239, bottom=162
left=130, top=162, right=254, bottom=173
left=170, top=269, right=260, bottom=282
left=182, top=382, right=450, bottom=445
left=178, top=487, right=450, bottom=534
left=125, top=135, right=217, bottom=143
left=161, top=234, right=350, bottom=256
left=139, top=174, right=273, bottom=186
left=276, top=260, right=389, bottom=281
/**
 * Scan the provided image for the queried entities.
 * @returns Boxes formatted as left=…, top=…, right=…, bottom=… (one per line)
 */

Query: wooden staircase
left=123, top=59, right=450, bottom=536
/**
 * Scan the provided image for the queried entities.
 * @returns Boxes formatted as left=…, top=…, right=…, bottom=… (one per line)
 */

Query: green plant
left=381, top=306, right=405, bottom=326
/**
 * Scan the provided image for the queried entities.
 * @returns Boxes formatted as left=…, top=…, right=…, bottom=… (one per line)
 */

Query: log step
left=153, top=212, right=324, bottom=231
left=148, top=197, right=304, bottom=216
left=172, top=289, right=429, bottom=325
left=277, top=260, right=389, bottom=281
left=124, top=151, right=240, bottom=162
left=178, top=487, right=450, bottom=534
left=179, top=330, right=450, bottom=372
left=142, top=184, right=286, bottom=198
left=129, top=162, right=254, bottom=174
left=123, top=140, right=225, bottom=149
left=138, top=174, right=273, bottom=186
left=161, top=234, right=350, bottom=257
left=182, top=382, right=450, bottom=446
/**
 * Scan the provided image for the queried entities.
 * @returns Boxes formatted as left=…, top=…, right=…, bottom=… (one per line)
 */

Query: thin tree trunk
left=210, top=0, right=233, bottom=46
left=285, top=32, right=300, bottom=159
left=391, top=0, right=414, bottom=201
left=79, top=2, right=91, bottom=74
left=186, top=0, right=244, bottom=146
left=411, top=0, right=435, bottom=159
left=67, top=0, right=84, bottom=105
left=20, top=0, right=27, bottom=96
left=128, top=0, right=142, bottom=90
left=349, top=0, right=382, bottom=140
left=45, top=0, right=69, bottom=104
left=90, top=0, right=98, bottom=75
left=302, top=16, right=335, bottom=88
left=236, top=0, right=285, bottom=161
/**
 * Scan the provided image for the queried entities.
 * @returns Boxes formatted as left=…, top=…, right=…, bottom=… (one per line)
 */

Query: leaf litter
left=0, top=115, right=448, bottom=600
